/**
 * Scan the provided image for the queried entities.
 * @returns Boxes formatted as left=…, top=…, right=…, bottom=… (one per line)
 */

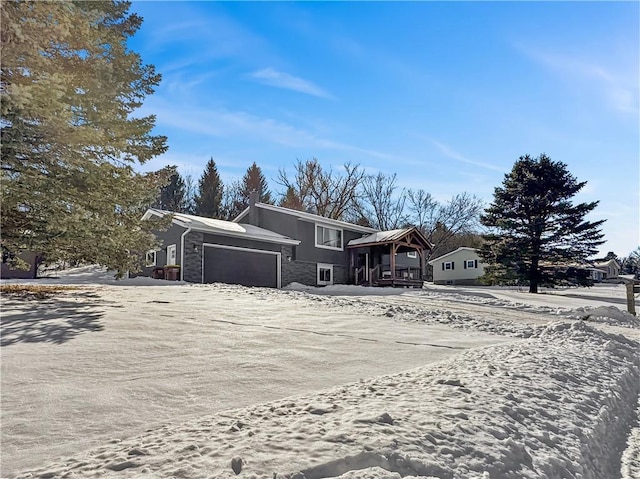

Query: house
left=593, top=259, right=621, bottom=281
left=428, top=247, right=485, bottom=285
left=140, top=209, right=300, bottom=288
left=142, top=195, right=432, bottom=288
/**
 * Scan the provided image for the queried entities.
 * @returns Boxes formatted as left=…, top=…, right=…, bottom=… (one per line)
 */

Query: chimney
left=249, top=190, right=259, bottom=226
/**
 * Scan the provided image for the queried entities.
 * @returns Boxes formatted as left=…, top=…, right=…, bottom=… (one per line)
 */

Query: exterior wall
left=183, top=231, right=204, bottom=283
left=1, top=251, right=39, bottom=279
left=431, top=249, right=485, bottom=285
left=141, top=222, right=186, bottom=277
left=256, top=207, right=365, bottom=286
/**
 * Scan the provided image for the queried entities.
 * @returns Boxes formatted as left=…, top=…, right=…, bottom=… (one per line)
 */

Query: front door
left=166, top=244, right=177, bottom=265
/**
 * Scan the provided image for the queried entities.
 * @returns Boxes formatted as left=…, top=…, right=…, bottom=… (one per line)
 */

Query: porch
left=347, top=227, right=432, bottom=288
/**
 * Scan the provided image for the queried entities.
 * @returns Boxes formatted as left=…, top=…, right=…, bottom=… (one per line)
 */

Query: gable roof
left=234, top=202, right=378, bottom=234
left=347, top=227, right=432, bottom=249
left=142, top=209, right=300, bottom=246
left=427, top=247, right=480, bottom=264
left=594, top=258, right=620, bottom=268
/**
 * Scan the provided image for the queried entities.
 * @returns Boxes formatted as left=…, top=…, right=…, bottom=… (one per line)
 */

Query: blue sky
left=129, top=1, right=639, bottom=258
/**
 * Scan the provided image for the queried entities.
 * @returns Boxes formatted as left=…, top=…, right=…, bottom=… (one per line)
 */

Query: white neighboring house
left=428, top=247, right=485, bottom=285
left=592, top=259, right=621, bottom=281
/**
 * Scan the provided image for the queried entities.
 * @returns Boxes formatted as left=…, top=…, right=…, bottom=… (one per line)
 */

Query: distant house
left=593, top=259, right=621, bottom=281
left=428, top=247, right=485, bottom=285
left=142, top=195, right=432, bottom=288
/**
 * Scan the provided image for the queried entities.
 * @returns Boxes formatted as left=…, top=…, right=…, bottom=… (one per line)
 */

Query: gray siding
left=257, top=207, right=365, bottom=271
left=141, top=223, right=186, bottom=276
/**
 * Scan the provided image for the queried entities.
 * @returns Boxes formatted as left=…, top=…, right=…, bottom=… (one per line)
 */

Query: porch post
left=390, top=243, right=396, bottom=281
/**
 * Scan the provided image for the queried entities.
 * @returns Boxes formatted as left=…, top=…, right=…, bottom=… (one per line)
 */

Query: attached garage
left=203, top=244, right=280, bottom=288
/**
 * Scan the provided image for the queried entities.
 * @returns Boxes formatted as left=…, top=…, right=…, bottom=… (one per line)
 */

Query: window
left=145, top=250, right=157, bottom=267
left=407, top=251, right=417, bottom=259
left=443, top=261, right=454, bottom=270
left=315, top=225, right=343, bottom=250
left=465, top=260, right=477, bottom=269
left=317, top=263, right=333, bottom=285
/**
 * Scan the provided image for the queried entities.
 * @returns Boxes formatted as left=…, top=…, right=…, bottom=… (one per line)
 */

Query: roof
left=233, top=203, right=378, bottom=234
left=594, top=259, right=620, bottom=268
left=142, top=209, right=301, bottom=246
left=347, top=226, right=432, bottom=249
left=428, top=247, right=479, bottom=264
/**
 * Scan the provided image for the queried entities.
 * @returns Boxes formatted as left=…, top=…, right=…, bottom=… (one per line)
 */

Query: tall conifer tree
left=1, top=0, right=168, bottom=275
left=479, top=154, right=605, bottom=293
left=153, top=166, right=188, bottom=213
left=195, top=158, right=224, bottom=218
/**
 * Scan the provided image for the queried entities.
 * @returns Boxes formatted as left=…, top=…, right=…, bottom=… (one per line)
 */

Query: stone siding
left=183, top=231, right=204, bottom=283
left=281, top=243, right=350, bottom=287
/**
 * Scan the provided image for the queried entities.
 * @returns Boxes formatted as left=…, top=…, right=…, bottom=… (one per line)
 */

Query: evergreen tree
left=479, top=154, right=605, bottom=293
left=153, top=166, right=188, bottom=212
left=223, top=162, right=273, bottom=220
left=278, top=186, right=304, bottom=211
left=241, top=162, right=273, bottom=205
left=194, top=158, right=224, bottom=218
left=1, top=0, right=168, bottom=276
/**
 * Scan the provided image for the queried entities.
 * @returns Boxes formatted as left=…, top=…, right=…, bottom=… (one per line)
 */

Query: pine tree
left=278, top=186, right=304, bottom=211
left=241, top=162, right=273, bottom=205
left=223, top=162, right=273, bottom=219
left=194, top=158, right=224, bottom=218
left=153, top=166, right=188, bottom=213
left=479, top=154, right=605, bottom=293
left=1, top=0, right=168, bottom=276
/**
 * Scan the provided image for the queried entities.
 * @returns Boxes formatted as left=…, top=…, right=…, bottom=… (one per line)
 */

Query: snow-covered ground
left=1, top=266, right=639, bottom=478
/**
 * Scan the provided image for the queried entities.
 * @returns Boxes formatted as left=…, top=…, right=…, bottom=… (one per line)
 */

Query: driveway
left=1, top=284, right=511, bottom=475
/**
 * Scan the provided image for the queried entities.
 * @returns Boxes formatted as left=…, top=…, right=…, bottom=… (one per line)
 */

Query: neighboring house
left=142, top=194, right=432, bottom=288
left=1, top=251, right=40, bottom=279
left=593, top=259, right=621, bottom=280
left=428, top=247, right=485, bottom=285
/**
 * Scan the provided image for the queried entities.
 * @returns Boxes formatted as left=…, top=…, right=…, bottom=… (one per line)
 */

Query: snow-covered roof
left=142, top=209, right=300, bottom=246
left=234, top=203, right=378, bottom=234
left=347, top=228, right=414, bottom=247
left=427, top=247, right=479, bottom=264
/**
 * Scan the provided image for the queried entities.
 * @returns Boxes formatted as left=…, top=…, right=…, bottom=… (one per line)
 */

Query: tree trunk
left=529, top=256, right=539, bottom=293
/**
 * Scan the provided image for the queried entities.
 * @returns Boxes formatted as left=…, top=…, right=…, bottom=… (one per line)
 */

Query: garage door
left=203, top=245, right=280, bottom=288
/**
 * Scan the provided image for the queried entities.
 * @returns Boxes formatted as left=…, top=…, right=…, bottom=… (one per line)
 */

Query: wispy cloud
left=515, top=44, right=639, bottom=114
left=430, top=140, right=505, bottom=172
left=249, top=68, right=333, bottom=99
left=141, top=99, right=399, bottom=162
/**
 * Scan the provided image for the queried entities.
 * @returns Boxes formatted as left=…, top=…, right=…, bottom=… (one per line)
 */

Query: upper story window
left=407, top=251, right=417, bottom=259
left=315, top=224, right=343, bottom=250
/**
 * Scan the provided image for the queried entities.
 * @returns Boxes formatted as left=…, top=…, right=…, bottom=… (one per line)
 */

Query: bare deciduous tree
left=277, top=159, right=364, bottom=220
left=358, top=172, right=408, bottom=230
left=407, top=190, right=484, bottom=259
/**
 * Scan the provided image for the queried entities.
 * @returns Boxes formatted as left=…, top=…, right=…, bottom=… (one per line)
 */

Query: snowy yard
left=1, top=268, right=639, bottom=478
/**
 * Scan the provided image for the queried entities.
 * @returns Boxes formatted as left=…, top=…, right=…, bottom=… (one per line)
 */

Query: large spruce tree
left=479, top=154, right=605, bottom=293
left=153, top=166, right=188, bottom=213
left=240, top=162, right=273, bottom=205
left=1, top=0, right=168, bottom=275
left=194, top=158, right=224, bottom=218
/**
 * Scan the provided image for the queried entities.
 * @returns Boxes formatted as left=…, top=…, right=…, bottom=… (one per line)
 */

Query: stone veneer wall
left=280, top=244, right=350, bottom=287
left=183, top=231, right=204, bottom=283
